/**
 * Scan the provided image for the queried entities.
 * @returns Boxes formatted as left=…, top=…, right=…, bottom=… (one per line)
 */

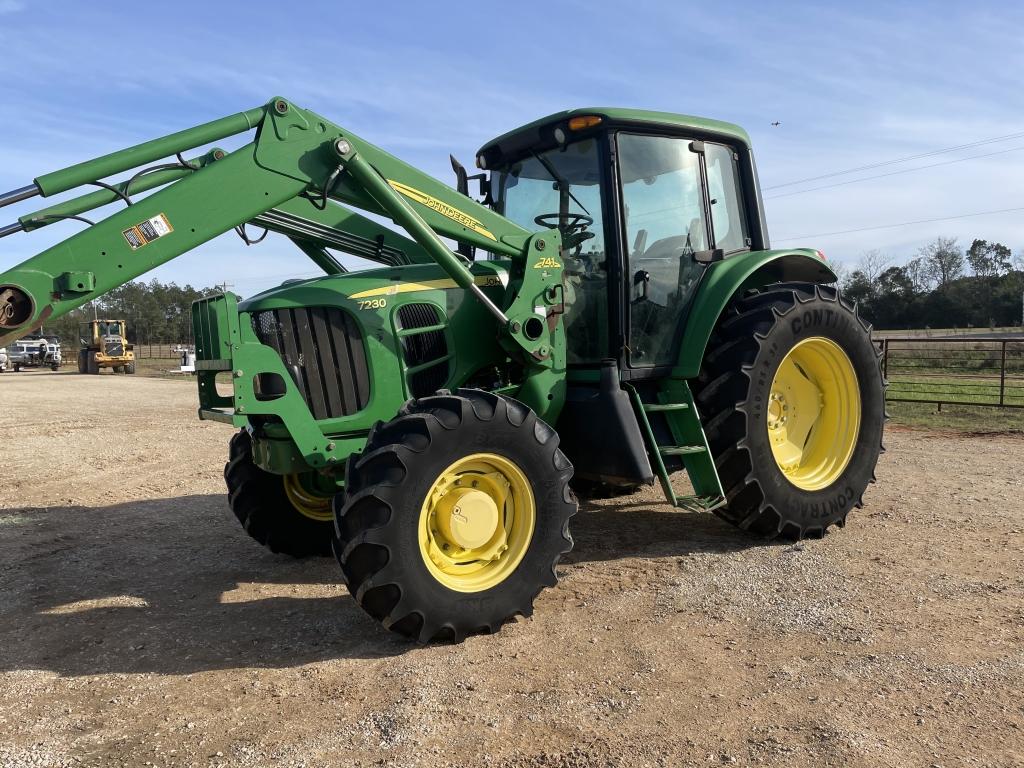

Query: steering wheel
left=534, top=212, right=593, bottom=231
left=534, top=213, right=596, bottom=255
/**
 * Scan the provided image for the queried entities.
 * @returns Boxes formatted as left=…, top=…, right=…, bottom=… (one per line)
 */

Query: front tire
left=224, top=430, right=335, bottom=557
left=334, top=389, right=576, bottom=643
left=694, top=283, right=884, bottom=539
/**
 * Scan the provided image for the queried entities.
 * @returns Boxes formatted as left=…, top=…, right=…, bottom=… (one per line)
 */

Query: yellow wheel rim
left=283, top=473, right=334, bottom=522
left=767, top=336, right=861, bottom=491
left=418, top=452, right=536, bottom=593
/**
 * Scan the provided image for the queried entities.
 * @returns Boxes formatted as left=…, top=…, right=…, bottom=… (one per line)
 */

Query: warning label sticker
left=122, top=213, right=173, bottom=250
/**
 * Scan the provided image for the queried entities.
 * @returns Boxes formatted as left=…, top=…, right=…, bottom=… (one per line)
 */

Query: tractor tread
left=692, top=283, right=885, bottom=541
left=224, top=430, right=333, bottom=558
left=334, top=388, right=576, bottom=643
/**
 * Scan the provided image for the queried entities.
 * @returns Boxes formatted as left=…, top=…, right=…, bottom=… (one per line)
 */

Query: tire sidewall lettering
left=740, top=291, right=883, bottom=528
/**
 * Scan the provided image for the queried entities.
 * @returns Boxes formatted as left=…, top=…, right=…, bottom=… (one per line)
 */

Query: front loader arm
left=0, top=98, right=567, bottom=407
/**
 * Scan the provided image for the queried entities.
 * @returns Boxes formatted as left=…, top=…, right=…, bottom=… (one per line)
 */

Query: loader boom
left=0, top=97, right=565, bottom=383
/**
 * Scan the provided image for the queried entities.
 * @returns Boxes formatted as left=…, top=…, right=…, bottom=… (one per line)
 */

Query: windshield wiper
left=529, top=149, right=590, bottom=216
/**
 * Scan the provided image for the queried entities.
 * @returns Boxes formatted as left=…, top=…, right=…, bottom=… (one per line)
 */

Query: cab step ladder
left=625, top=381, right=726, bottom=512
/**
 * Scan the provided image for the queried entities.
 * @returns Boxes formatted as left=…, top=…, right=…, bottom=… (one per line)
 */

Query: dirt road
left=1, top=371, right=1022, bottom=767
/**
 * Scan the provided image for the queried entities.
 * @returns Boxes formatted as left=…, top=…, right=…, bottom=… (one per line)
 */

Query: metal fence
left=133, top=341, right=192, bottom=360
left=880, top=337, right=1024, bottom=409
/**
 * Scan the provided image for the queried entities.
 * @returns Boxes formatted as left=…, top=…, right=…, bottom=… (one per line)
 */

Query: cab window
left=495, top=139, right=608, bottom=364
left=617, top=133, right=707, bottom=367
left=705, top=143, right=749, bottom=253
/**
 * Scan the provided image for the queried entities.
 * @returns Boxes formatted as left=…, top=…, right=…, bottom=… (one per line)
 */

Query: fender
left=673, top=249, right=837, bottom=379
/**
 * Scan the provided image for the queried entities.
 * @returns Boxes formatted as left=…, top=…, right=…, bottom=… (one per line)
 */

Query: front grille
left=251, top=306, right=369, bottom=420
left=396, top=303, right=449, bottom=398
left=105, top=341, right=124, bottom=356
left=397, top=303, right=439, bottom=331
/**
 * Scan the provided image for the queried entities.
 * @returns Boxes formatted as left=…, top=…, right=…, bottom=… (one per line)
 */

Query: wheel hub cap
left=419, top=453, right=536, bottom=593
left=767, top=336, right=861, bottom=491
left=283, top=473, right=335, bottom=522
left=435, top=488, right=500, bottom=550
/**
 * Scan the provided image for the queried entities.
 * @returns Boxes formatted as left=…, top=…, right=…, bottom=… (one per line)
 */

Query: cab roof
left=477, top=107, right=751, bottom=165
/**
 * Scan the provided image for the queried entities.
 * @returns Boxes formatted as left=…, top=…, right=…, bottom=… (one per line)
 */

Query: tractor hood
left=237, top=260, right=511, bottom=314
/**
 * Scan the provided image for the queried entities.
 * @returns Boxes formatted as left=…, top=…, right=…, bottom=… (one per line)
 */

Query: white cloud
left=0, top=0, right=24, bottom=14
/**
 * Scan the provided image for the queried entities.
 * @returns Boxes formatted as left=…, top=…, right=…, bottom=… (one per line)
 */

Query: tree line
left=838, top=237, right=1024, bottom=329
left=38, top=279, right=219, bottom=348
left=24, top=239, right=1024, bottom=351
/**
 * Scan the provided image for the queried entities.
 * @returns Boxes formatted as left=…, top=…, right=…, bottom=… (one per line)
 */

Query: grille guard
left=191, top=292, right=362, bottom=471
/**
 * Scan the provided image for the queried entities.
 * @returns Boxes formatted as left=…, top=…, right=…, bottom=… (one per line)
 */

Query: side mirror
left=694, top=248, right=725, bottom=264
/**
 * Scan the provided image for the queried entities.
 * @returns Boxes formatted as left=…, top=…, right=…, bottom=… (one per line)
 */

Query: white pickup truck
left=9, top=338, right=61, bottom=371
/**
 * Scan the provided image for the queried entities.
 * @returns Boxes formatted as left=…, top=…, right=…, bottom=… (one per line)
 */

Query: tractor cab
left=477, top=109, right=769, bottom=373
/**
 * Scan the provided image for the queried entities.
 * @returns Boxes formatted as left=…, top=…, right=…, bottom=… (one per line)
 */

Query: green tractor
left=0, top=99, right=883, bottom=642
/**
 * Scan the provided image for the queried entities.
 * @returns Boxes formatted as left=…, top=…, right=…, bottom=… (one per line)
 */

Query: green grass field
left=886, top=401, right=1024, bottom=432
left=882, top=336, right=1024, bottom=432
left=133, top=357, right=193, bottom=379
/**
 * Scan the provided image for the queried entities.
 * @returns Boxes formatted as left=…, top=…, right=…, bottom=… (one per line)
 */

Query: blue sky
left=1, top=0, right=1021, bottom=295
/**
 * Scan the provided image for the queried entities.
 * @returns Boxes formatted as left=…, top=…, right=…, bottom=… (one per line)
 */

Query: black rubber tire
left=77, top=350, right=87, bottom=374
left=86, top=351, right=99, bottom=375
left=224, top=430, right=334, bottom=558
left=124, top=362, right=136, bottom=374
left=334, top=389, right=577, bottom=643
left=693, top=283, right=884, bottom=540
left=13, top=363, right=20, bottom=372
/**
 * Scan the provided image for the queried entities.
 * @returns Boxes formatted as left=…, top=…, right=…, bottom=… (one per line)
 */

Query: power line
left=763, top=130, right=1024, bottom=190
left=764, top=144, right=1024, bottom=200
left=774, top=205, right=1024, bottom=242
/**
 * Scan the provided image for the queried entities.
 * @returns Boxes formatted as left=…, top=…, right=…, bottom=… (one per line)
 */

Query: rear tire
left=124, top=362, right=135, bottom=374
left=224, top=430, right=334, bottom=557
left=334, top=389, right=576, bottom=642
left=693, top=283, right=884, bottom=539
left=86, top=351, right=99, bottom=375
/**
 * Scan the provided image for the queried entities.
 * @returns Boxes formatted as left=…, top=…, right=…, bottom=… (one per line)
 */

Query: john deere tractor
left=0, top=99, right=883, bottom=642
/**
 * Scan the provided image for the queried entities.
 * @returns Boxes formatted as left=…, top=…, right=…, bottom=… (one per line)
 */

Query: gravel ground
left=1, top=370, right=1022, bottom=767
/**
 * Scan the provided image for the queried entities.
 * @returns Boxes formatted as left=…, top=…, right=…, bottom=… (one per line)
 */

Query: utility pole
left=217, top=281, right=234, bottom=294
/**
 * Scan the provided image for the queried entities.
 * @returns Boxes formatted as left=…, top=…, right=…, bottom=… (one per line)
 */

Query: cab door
left=615, top=133, right=750, bottom=369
